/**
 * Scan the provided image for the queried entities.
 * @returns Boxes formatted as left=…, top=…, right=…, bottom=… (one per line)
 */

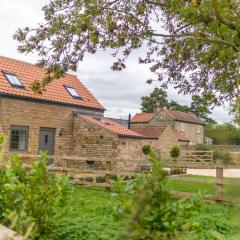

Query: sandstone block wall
left=0, top=97, right=102, bottom=156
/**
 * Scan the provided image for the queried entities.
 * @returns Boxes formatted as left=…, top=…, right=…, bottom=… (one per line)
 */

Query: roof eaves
left=0, top=93, right=105, bottom=111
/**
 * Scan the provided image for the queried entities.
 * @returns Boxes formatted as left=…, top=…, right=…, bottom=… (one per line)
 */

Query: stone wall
left=115, top=137, right=159, bottom=171
left=0, top=97, right=102, bottom=156
left=174, top=121, right=204, bottom=145
left=72, top=116, right=161, bottom=171
left=158, top=125, right=178, bottom=152
left=73, top=116, right=119, bottom=159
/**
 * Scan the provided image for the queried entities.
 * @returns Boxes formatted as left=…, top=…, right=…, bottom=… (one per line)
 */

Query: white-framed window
left=65, top=86, right=81, bottom=99
left=10, top=125, right=28, bottom=151
left=3, top=72, right=24, bottom=88
left=197, top=125, right=201, bottom=134
left=180, top=122, right=185, bottom=132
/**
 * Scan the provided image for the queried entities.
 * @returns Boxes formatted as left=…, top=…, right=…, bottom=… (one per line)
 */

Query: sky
left=0, top=1, right=233, bottom=122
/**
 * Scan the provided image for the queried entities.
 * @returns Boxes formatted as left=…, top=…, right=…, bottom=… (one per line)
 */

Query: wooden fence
left=161, top=150, right=213, bottom=163
left=51, top=156, right=240, bottom=203
left=2, top=152, right=240, bottom=203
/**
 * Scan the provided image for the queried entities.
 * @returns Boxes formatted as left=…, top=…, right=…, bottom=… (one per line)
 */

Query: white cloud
left=0, top=0, right=233, bottom=123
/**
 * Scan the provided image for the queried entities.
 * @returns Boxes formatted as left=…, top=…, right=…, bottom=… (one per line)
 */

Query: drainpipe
left=128, top=114, right=131, bottom=129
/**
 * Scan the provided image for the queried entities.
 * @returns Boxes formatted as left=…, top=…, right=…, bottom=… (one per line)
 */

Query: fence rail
left=1, top=152, right=240, bottom=203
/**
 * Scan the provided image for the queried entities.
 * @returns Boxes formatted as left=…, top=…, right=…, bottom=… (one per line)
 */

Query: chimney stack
left=128, top=114, right=131, bottom=129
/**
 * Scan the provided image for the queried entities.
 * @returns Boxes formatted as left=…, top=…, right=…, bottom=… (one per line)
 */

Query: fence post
left=105, top=160, right=111, bottom=190
left=216, top=159, right=224, bottom=202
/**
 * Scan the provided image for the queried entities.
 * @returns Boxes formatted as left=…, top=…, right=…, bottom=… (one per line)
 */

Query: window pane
left=10, top=127, right=28, bottom=151
left=66, top=86, right=80, bottom=98
left=4, top=73, right=24, bottom=87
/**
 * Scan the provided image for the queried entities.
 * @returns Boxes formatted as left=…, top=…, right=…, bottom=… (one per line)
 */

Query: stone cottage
left=131, top=106, right=205, bottom=149
left=0, top=56, right=158, bottom=166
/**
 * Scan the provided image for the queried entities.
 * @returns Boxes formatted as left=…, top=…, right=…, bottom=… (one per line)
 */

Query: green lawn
left=167, top=175, right=240, bottom=198
left=40, top=186, right=240, bottom=240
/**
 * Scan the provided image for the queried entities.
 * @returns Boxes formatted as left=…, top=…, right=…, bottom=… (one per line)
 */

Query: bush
left=170, top=168, right=186, bottom=175
left=111, top=175, right=118, bottom=181
left=213, top=149, right=232, bottom=164
left=142, top=145, right=151, bottom=155
left=96, top=176, right=105, bottom=183
left=196, top=144, right=210, bottom=152
left=170, top=145, right=180, bottom=159
left=114, top=150, right=202, bottom=239
left=0, top=151, right=71, bottom=238
left=84, top=177, right=94, bottom=182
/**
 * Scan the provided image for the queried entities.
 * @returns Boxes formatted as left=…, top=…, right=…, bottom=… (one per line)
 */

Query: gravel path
left=187, top=169, right=240, bottom=178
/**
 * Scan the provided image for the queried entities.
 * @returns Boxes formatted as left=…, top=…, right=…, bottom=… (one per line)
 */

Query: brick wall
left=0, top=97, right=103, bottom=155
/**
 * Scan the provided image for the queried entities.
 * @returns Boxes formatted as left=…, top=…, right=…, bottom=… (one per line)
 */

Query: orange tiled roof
left=80, top=115, right=144, bottom=138
left=0, top=56, right=105, bottom=111
left=131, top=113, right=156, bottom=123
left=132, top=109, right=204, bottom=125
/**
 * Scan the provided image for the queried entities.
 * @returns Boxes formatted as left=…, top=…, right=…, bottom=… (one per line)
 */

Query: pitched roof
left=131, top=125, right=190, bottom=142
left=131, top=109, right=205, bottom=125
left=131, top=113, right=155, bottom=123
left=163, top=109, right=205, bottom=125
left=0, top=56, right=104, bottom=110
left=79, top=115, right=144, bottom=138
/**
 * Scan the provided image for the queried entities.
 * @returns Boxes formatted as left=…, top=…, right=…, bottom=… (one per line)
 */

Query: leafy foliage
left=141, top=88, right=169, bottom=113
left=41, top=186, right=239, bottom=240
left=170, top=145, right=181, bottom=159
left=196, top=144, right=210, bottom=152
left=41, top=187, right=121, bottom=240
left=169, top=168, right=186, bottom=175
left=206, top=123, right=240, bottom=145
left=113, top=149, right=202, bottom=239
left=142, top=144, right=151, bottom=155
left=213, top=149, right=232, bottom=164
left=14, top=0, right=240, bottom=108
left=178, top=204, right=235, bottom=240
left=0, top=152, right=71, bottom=238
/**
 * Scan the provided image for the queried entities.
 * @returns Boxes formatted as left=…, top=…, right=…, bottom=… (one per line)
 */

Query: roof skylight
left=3, top=72, right=24, bottom=88
left=65, top=86, right=81, bottom=99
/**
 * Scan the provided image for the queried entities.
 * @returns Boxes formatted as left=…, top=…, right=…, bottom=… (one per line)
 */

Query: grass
left=40, top=185, right=240, bottom=240
left=167, top=175, right=240, bottom=198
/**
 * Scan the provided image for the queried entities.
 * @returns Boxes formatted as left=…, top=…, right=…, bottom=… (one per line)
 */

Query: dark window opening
left=10, top=126, right=28, bottom=151
left=3, top=72, right=24, bottom=88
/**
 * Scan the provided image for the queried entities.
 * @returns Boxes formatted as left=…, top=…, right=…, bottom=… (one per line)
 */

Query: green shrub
left=79, top=177, right=84, bottom=182
left=114, top=149, right=202, bottom=239
left=111, top=175, right=118, bottom=181
left=84, top=177, right=94, bottom=182
left=213, top=149, right=232, bottom=164
left=170, top=145, right=180, bottom=159
left=196, top=144, right=210, bottom=152
left=142, top=145, right=151, bottom=155
left=0, top=151, right=71, bottom=238
left=96, top=176, right=105, bottom=183
left=170, top=168, right=186, bottom=175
